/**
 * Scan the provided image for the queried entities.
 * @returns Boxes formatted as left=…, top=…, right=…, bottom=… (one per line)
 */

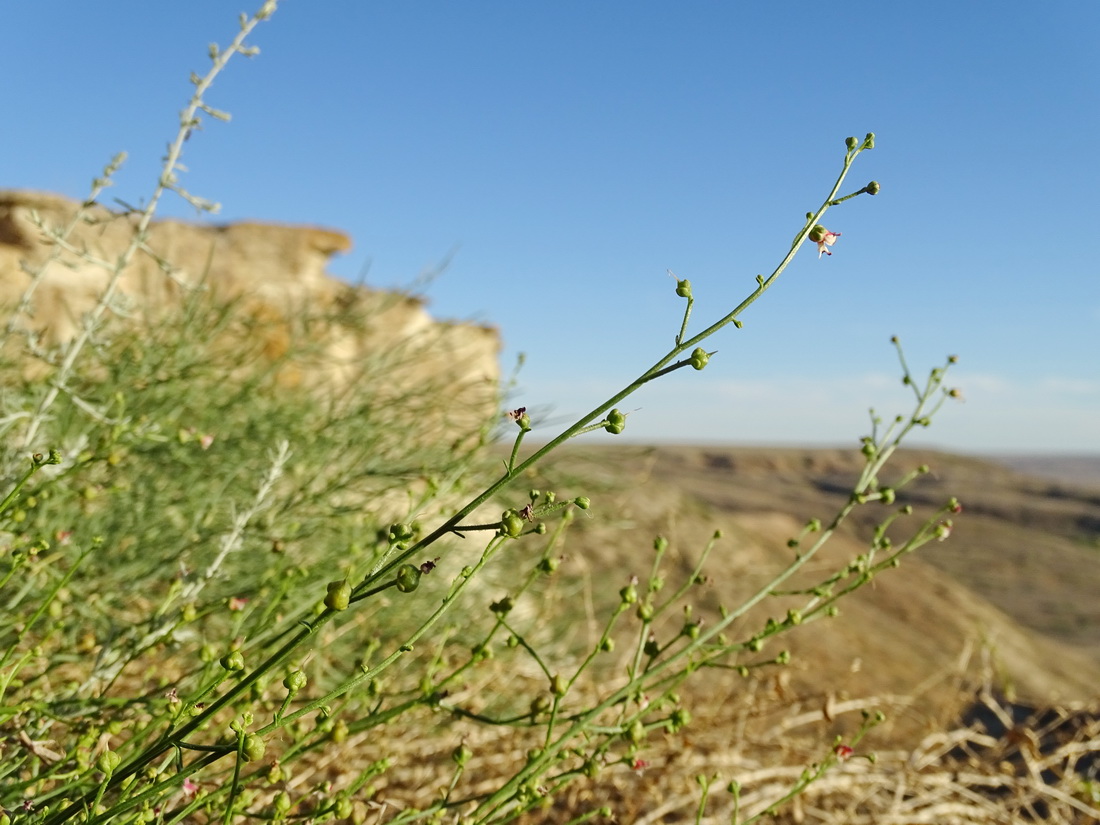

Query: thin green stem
left=369, top=144, right=870, bottom=589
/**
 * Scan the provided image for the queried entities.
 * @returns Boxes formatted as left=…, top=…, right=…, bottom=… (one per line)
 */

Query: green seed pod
left=690, top=348, right=709, bottom=371
left=499, top=510, right=524, bottom=538
left=272, top=790, right=291, bottom=814
left=395, top=564, right=422, bottom=593
left=675, top=278, right=692, bottom=298
left=283, top=670, right=307, bottom=693
left=389, top=522, right=414, bottom=542
left=619, top=582, right=638, bottom=605
left=637, top=603, right=654, bottom=622
left=862, top=132, right=876, bottom=149
left=325, top=580, right=351, bottom=610
left=452, top=743, right=472, bottom=767
left=220, top=650, right=245, bottom=672
left=574, top=496, right=591, bottom=510
left=490, top=596, right=514, bottom=615
left=604, top=408, right=627, bottom=434
left=241, top=734, right=266, bottom=763
left=96, top=750, right=121, bottom=776
left=809, top=225, right=827, bottom=243
left=331, top=719, right=348, bottom=744
left=643, top=637, right=659, bottom=656
left=550, top=674, right=567, bottom=697
left=626, top=719, right=645, bottom=745
left=845, top=136, right=858, bottom=150
left=334, top=798, right=353, bottom=819
left=866, top=180, right=880, bottom=195
left=670, top=708, right=691, bottom=731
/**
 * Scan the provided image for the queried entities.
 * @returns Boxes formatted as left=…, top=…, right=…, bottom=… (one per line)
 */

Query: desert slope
left=521, top=443, right=1100, bottom=740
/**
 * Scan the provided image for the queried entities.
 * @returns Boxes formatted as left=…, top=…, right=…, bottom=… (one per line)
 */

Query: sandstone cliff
left=0, top=189, right=500, bottom=436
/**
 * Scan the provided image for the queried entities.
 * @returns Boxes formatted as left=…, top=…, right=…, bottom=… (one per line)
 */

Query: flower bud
left=866, top=180, right=880, bottom=195
left=845, top=136, right=858, bottom=150
left=862, top=132, right=876, bottom=150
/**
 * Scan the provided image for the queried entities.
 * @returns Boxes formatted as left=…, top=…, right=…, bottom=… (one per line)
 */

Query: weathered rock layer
left=0, top=189, right=500, bottom=436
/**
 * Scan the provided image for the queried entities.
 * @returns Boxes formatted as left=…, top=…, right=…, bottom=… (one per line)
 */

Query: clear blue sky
left=4, top=2, right=1098, bottom=454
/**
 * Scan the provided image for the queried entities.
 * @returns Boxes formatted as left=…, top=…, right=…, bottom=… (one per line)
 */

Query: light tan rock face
left=0, top=189, right=500, bottom=435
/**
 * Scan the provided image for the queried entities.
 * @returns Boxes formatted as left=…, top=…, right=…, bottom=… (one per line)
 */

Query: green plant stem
left=368, top=143, right=870, bottom=590
left=470, top=357, right=949, bottom=821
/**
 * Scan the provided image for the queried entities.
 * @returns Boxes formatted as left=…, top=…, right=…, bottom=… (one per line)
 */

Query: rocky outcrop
left=0, top=189, right=500, bottom=436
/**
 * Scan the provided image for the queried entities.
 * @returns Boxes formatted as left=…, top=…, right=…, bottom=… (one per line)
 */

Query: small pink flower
left=631, top=758, right=650, bottom=774
left=834, top=744, right=854, bottom=760
left=814, top=229, right=841, bottom=258
left=198, top=433, right=215, bottom=450
left=182, top=778, right=199, bottom=799
left=228, top=596, right=249, bottom=612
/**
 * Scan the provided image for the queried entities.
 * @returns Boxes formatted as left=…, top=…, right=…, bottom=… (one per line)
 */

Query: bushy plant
left=0, top=4, right=969, bottom=823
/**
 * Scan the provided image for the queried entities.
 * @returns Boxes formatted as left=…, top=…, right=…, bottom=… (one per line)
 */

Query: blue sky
left=4, top=2, right=1098, bottom=454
